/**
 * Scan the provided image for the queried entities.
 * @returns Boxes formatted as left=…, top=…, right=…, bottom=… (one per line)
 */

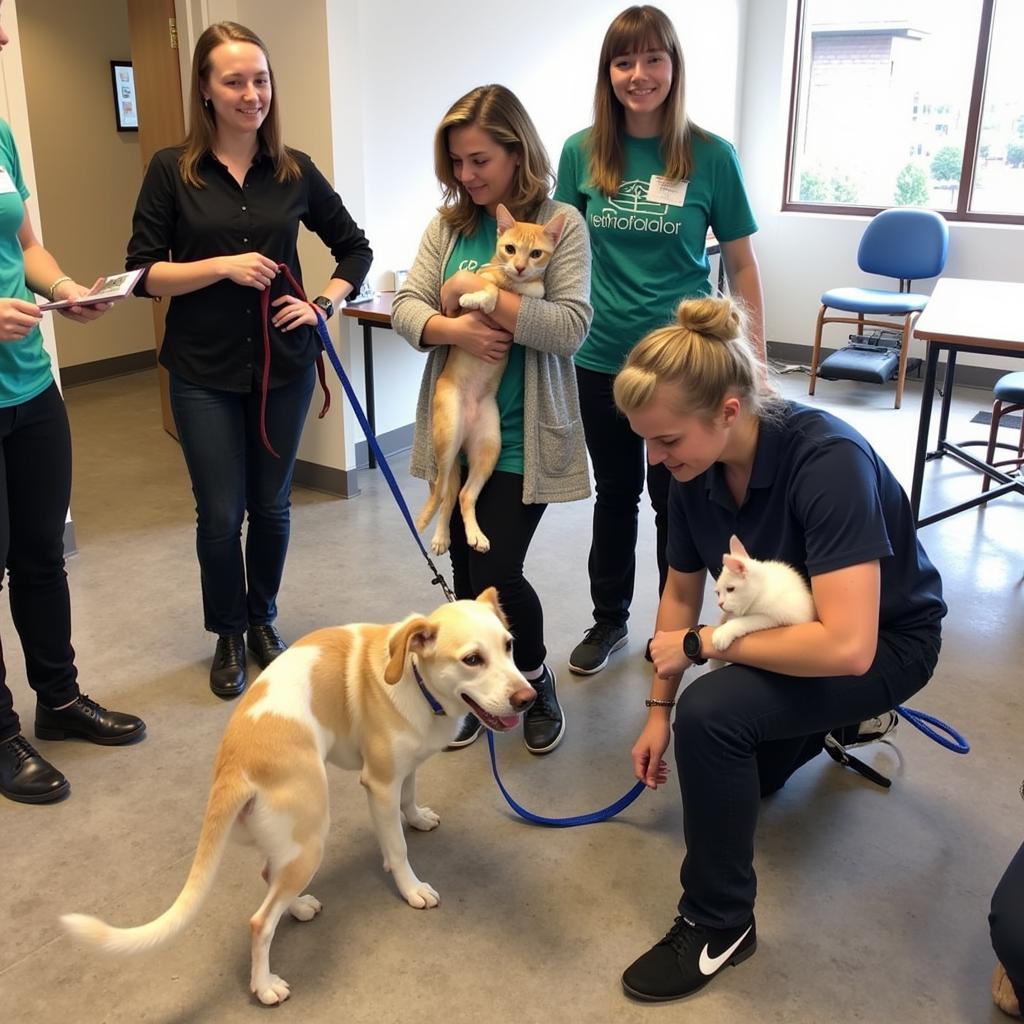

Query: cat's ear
left=723, top=554, right=747, bottom=576
left=729, top=535, right=749, bottom=558
left=543, top=212, right=568, bottom=248
left=495, top=204, right=516, bottom=234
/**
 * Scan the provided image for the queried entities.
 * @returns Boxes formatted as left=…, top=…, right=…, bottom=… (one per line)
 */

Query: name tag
left=647, top=175, right=687, bottom=206
left=0, top=167, right=18, bottom=195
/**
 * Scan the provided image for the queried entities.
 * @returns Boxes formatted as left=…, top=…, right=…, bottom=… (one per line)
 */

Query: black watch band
left=312, top=295, right=334, bottom=320
left=683, top=625, right=707, bottom=665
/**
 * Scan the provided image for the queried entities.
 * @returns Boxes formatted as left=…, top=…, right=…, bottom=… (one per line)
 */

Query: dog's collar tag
left=412, top=662, right=446, bottom=716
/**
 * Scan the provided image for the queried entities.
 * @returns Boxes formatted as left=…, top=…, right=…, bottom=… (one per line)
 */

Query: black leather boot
left=247, top=624, right=287, bottom=670
left=210, top=634, right=247, bottom=698
left=35, top=695, right=146, bottom=745
left=0, top=734, right=69, bottom=804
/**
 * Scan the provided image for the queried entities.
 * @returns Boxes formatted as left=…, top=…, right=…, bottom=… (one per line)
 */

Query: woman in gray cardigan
left=392, top=84, right=592, bottom=756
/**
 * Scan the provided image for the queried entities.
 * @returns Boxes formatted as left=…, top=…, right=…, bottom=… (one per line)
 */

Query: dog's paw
left=405, top=805, right=440, bottom=831
left=253, top=975, right=291, bottom=1006
left=459, top=289, right=496, bottom=314
left=464, top=527, right=491, bottom=554
left=430, top=530, right=451, bottom=555
left=288, top=894, right=323, bottom=922
left=403, top=881, right=440, bottom=909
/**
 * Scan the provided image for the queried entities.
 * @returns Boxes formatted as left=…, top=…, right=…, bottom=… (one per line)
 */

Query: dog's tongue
left=497, top=714, right=520, bottom=730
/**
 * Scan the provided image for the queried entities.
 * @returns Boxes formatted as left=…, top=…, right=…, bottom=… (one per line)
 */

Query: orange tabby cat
left=418, top=203, right=567, bottom=555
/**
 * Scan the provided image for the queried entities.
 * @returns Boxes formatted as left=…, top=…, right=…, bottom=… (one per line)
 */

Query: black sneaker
left=445, top=715, right=483, bottom=751
left=523, top=666, right=564, bottom=754
left=568, top=623, right=628, bottom=675
left=622, top=914, right=756, bottom=1002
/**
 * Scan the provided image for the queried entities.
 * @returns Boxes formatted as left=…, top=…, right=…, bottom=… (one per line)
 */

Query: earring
left=204, top=98, right=212, bottom=111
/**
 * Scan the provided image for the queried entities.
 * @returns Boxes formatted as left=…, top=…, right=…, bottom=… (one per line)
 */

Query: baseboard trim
left=767, top=340, right=1006, bottom=392
left=61, top=350, right=157, bottom=388
left=293, top=461, right=361, bottom=498
left=354, top=422, right=414, bottom=470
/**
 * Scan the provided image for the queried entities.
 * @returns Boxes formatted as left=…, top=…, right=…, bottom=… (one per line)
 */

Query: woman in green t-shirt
left=555, top=5, right=766, bottom=677
left=392, top=84, right=593, bottom=757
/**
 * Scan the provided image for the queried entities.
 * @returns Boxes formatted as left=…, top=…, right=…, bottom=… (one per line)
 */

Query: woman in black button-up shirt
left=126, top=21, right=371, bottom=699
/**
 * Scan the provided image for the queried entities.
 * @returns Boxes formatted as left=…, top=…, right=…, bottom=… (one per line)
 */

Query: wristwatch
left=312, top=295, right=334, bottom=320
left=682, top=625, right=707, bottom=665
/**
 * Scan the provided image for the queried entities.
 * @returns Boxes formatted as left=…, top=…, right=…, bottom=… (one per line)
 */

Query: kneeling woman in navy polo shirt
left=612, top=295, right=946, bottom=1002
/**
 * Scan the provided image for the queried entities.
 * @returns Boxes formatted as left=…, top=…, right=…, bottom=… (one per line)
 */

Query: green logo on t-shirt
left=591, top=178, right=680, bottom=234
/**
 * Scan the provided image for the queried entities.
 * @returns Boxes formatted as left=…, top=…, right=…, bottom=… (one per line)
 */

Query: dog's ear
left=476, top=587, right=509, bottom=628
left=384, top=616, right=437, bottom=685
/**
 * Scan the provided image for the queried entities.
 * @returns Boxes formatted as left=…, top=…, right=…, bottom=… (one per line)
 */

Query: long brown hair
left=179, top=21, right=300, bottom=188
left=433, top=85, right=554, bottom=236
left=588, top=5, right=700, bottom=198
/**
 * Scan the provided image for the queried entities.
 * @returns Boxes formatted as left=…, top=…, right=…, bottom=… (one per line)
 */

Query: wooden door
left=127, top=0, right=186, bottom=438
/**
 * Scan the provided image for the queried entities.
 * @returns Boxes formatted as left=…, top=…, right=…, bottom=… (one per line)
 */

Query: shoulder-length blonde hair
left=614, top=296, right=782, bottom=423
left=588, top=5, right=701, bottom=198
left=179, top=21, right=300, bottom=188
left=434, top=85, right=554, bottom=236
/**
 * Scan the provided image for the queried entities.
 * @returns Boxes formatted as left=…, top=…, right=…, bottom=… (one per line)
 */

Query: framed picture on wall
left=110, top=60, right=138, bottom=132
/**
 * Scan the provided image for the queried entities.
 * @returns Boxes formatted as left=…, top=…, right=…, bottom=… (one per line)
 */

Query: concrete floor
left=1, top=367, right=1021, bottom=1023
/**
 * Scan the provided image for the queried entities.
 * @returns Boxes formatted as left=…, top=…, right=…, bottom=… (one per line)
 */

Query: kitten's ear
left=543, top=212, right=568, bottom=247
left=729, top=535, right=749, bottom=558
left=723, top=554, right=746, bottom=576
left=496, top=203, right=516, bottom=234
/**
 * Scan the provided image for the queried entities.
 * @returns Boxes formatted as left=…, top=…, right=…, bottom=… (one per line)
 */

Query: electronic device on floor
left=817, top=328, right=922, bottom=386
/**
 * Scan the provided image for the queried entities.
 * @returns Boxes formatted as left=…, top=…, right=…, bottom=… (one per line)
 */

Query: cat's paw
left=459, top=289, right=497, bottom=314
left=711, top=624, right=738, bottom=651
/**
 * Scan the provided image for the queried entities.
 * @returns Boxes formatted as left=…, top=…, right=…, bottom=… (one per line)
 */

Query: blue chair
left=808, top=208, right=949, bottom=409
left=982, top=371, right=1024, bottom=495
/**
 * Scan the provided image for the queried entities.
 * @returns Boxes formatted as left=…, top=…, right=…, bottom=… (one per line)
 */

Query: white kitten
left=710, top=535, right=816, bottom=664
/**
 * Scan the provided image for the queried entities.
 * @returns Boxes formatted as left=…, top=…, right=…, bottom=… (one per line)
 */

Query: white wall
left=740, top=0, right=1024, bottom=371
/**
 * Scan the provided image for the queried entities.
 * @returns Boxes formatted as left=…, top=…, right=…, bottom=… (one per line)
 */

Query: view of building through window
left=787, top=0, right=1023, bottom=219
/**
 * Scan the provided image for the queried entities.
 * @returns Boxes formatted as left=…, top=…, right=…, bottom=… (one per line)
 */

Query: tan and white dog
left=62, top=589, right=535, bottom=1006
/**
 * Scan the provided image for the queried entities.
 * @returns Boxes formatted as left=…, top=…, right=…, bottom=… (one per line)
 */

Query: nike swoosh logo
left=698, top=925, right=752, bottom=976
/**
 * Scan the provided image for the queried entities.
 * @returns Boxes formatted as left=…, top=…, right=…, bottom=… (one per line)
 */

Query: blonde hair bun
left=675, top=296, right=744, bottom=343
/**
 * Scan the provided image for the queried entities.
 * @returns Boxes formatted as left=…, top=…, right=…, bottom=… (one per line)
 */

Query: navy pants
left=576, top=365, right=669, bottom=627
left=991, top=839, right=1024, bottom=1008
left=170, top=367, right=315, bottom=636
left=0, top=383, right=80, bottom=740
left=447, top=469, right=547, bottom=672
left=673, top=628, right=941, bottom=928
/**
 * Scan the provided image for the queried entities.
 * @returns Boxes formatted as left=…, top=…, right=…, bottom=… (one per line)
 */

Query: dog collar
left=411, top=662, right=446, bottom=716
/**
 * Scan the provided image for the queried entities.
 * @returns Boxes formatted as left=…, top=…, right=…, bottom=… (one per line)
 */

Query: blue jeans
left=169, top=367, right=315, bottom=636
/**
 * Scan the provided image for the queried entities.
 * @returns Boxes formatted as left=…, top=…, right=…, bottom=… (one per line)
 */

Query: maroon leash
left=257, top=262, right=332, bottom=457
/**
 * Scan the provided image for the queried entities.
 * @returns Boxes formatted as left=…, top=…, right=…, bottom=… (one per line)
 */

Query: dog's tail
left=416, top=480, right=440, bottom=532
left=61, top=772, right=254, bottom=955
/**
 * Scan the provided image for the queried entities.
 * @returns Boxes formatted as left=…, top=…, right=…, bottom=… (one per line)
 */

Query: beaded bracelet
left=645, top=698, right=676, bottom=708
left=48, top=275, right=73, bottom=301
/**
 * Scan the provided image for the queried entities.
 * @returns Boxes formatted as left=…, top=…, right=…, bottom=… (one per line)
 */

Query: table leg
left=936, top=347, right=957, bottom=447
left=362, top=321, right=376, bottom=470
left=910, top=341, right=940, bottom=521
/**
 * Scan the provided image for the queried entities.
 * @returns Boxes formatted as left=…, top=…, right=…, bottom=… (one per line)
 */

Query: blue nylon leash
left=895, top=704, right=970, bottom=753
left=308, top=304, right=646, bottom=826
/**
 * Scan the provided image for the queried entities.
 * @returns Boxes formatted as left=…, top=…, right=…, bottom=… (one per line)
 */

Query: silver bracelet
left=48, top=275, right=73, bottom=301
left=645, top=698, right=676, bottom=708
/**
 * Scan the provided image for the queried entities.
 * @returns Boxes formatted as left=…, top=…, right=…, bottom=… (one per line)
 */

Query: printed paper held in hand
left=38, top=268, right=145, bottom=311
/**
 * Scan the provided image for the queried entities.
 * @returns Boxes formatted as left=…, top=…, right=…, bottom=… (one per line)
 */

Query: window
left=783, top=0, right=1023, bottom=223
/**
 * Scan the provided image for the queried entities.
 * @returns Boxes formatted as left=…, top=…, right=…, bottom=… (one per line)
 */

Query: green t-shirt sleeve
left=708, top=138, right=757, bottom=244
left=554, top=136, right=586, bottom=211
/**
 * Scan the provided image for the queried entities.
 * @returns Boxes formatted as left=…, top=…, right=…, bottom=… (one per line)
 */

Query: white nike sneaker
left=622, top=914, right=756, bottom=1001
left=849, top=710, right=899, bottom=746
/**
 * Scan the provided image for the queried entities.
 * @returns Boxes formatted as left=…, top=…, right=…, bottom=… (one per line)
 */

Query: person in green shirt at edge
left=555, top=4, right=766, bottom=677
left=0, top=1, right=145, bottom=805
left=392, top=84, right=593, bottom=756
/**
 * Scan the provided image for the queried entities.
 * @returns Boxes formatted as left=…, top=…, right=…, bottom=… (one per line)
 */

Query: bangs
left=602, top=7, right=675, bottom=64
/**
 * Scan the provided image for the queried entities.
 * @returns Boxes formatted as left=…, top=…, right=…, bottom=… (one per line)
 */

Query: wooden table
left=341, top=292, right=395, bottom=469
left=910, top=278, right=1024, bottom=526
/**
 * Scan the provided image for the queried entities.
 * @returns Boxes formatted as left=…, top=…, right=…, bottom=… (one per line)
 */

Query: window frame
left=781, top=0, right=1021, bottom=224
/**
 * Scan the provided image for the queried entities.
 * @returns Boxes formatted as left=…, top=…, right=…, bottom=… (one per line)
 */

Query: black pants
left=576, top=365, right=669, bottom=627
left=0, top=383, right=80, bottom=740
left=447, top=469, right=546, bottom=672
left=673, top=628, right=941, bottom=929
left=991, top=839, right=1024, bottom=1007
